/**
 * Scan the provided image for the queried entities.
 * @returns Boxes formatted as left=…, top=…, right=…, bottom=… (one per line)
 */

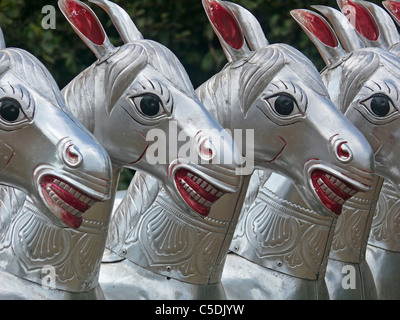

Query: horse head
left=291, top=0, right=400, bottom=194
left=0, top=29, right=112, bottom=229
left=199, top=0, right=375, bottom=217
left=59, top=0, right=243, bottom=218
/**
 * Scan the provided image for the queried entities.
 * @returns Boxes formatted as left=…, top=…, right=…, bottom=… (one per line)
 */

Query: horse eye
left=0, top=98, right=22, bottom=122
left=370, top=94, right=391, bottom=117
left=267, top=94, right=297, bottom=116
left=132, top=94, right=164, bottom=117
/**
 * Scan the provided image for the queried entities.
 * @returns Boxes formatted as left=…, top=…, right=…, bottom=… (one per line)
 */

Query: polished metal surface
left=0, top=0, right=243, bottom=299
left=224, top=2, right=400, bottom=300
left=100, top=0, right=374, bottom=300
left=0, top=26, right=114, bottom=299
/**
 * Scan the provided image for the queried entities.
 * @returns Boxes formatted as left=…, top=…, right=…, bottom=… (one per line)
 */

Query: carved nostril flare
left=336, top=142, right=353, bottom=163
left=64, top=144, right=83, bottom=168
left=199, top=138, right=215, bottom=161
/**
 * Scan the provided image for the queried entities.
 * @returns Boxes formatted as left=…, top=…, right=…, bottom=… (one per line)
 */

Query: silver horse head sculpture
left=60, top=0, right=243, bottom=217
left=0, top=29, right=112, bottom=228
left=0, top=27, right=113, bottom=298
left=222, top=0, right=400, bottom=300
left=98, top=0, right=375, bottom=300
left=0, top=0, right=243, bottom=300
left=304, top=0, right=400, bottom=300
left=362, top=0, right=400, bottom=300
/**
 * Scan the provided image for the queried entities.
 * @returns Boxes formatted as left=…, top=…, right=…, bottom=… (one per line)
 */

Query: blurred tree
left=0, top=0, right=386, bottom=189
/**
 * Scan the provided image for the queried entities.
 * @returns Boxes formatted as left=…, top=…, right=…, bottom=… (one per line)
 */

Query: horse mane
left=197, top=44, right=328, bottom=123
left=63, top=40, right=197, bottom=132
left=0, top=48, right=65, bottom=110
left=339, top=48, right=400, bottom=114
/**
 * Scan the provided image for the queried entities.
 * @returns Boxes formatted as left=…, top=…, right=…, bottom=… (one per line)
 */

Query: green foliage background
left=0, top=0, right=383, bottom=189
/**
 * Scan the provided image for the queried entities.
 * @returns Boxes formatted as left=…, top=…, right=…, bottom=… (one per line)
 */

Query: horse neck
left=328, top=176, right=384, bottom=263
left=368, top=178, right=400, bottom=252
left=0, top=164, right=121, bottom=295
left=107, top=167, right=251, bottom=285
left=231, top=172, right=337, bottom=281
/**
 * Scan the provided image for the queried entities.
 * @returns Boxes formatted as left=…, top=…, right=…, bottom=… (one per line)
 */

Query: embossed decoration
left=100, top=1, right=375, bottom=300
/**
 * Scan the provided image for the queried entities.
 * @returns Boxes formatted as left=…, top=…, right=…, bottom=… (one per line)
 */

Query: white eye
left=361, top=94, right=397, bottom=118
left=131, top=93, right=165, bottom=118
left=0, top=98, right=26, bottom=122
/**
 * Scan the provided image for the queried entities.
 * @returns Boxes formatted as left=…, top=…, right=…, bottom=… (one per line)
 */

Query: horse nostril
left=64, top=144, right=83, bottom=168
left=336, top=142, right=353, bottom=163
left=199, top=138, right=215, bottom=161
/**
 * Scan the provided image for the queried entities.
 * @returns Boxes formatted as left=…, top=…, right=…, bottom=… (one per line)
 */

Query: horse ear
left=58, top=0, right=115, bottom=59
left=356, top=1, right=400, bottom=47
left=89, top=0, right=144, bottom=43
left=0, top=27, right=5, bottom=49
left=337, top=0, right=384, bottom=47
left=202, top=0, right=250, bottom=62
left=383, top=1, right=400, bottom=28
left=312, top=5, right=364, bottom=52
left=291, top=9, right=346, bottom=67
left=223, top=1, right=269, bottom=51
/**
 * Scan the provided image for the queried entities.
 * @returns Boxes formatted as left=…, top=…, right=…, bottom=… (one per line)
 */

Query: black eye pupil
left=140, top=95, right=162, bottom=117
left=0, top=99, right=21, bottom=122
left=275, top=95, right=295, bottom=116
left=371, top=95, right=390, bottom=117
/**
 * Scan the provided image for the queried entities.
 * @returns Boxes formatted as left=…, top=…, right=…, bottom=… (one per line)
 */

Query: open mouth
left=175, top=169, right=225, bottom=217
left=40, top=175, right=97, bottom=229
left=311, top=170, right=359, bottom=216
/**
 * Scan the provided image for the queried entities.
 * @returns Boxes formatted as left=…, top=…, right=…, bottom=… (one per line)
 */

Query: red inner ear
left=383, top=1, right=400, bottom=21
left=204, top=0, right=244, bottom=50
left=293, top=10, right=338, bottom=48
left=339, top=0, right=379, bottom=41
left=61, top=0, right=105, bottom=45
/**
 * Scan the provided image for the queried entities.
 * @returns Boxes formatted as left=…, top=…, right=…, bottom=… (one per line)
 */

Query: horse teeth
left=198, top=198, right=206, bottom=205
left=210, top=189, right=218, bottom=195
left=194, top=195, right=200, bottom=201
left=204, top=201, right=212, bottom=208
left=190, top=191, right=196, bottom=198
left=344, top=187, right=351, bottom=194
left=216, top=191, right=224, bottom=198
left=200, top=181, right=207, bottom=188
left=205, top=185, right=212, bottom=192
left=54, top=179, right=61, bottom=185
left=187, top=173, right=193, bottom=179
